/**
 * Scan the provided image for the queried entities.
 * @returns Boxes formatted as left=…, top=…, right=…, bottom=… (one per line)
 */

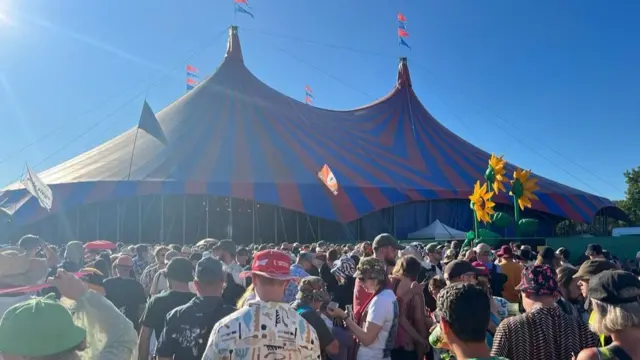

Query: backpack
left=487, top=263, right=506, bottom=298
left=222, top=272, right=246, bottom=307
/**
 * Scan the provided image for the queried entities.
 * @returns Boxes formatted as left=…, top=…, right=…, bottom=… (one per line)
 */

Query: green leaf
left=466, top=230, right=475, bottom=240
left=492, top=212, right=513, bottom=228
left=478, top=228, right=502, bottom=239
left=518, top=218, right=539, bottom=235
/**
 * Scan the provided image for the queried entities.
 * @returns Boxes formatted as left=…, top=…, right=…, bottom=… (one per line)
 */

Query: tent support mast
left=252, top=200, right=255, bottom=244
left=160, top=195, right=164, bottom=243
left=75, top=208, right=79, bottom=240
left=274, top=208, right=278, bottom=244
left=116, top=202, right=121, bottom=242
left=182, top=196, right=186, bottom=245
left=296, top=213, right=299, bottom=244
left=205, top=196, right=209, bottom=238
left=138, top=199, right=142, bottom=244
left=96, top=206, right=100, bottom=239
left=229, top=197, right=233, bottom=240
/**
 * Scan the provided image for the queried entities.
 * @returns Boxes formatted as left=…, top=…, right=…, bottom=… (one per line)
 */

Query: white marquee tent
left=407, top=219, right=466, bottom=240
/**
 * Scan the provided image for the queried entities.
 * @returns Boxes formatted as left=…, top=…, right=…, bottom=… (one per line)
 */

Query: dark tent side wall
left=0, top=195, right=575, bottom=246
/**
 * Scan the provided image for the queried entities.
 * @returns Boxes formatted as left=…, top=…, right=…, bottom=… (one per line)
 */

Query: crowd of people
left=0, top=233, right=639, bottom=360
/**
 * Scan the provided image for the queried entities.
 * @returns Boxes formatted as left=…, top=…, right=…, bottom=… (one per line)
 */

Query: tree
left=617, top=167, right=640, bottom=225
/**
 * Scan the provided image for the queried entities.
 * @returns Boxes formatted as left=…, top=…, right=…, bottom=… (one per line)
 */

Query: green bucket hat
left=353, top=257, right=387, bottom=280
left=0, top=293, right=86, bottom=357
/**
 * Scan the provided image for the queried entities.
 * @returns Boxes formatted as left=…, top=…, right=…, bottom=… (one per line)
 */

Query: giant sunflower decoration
left=469, top=181, right=496, bottom=224
left=485, top=154, right=507, bottom=194
left=510, top=168, right=539, bottom=220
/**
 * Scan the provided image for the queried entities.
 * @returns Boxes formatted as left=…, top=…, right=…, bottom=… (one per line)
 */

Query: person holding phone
left=292, top=277, right=340, bottom=358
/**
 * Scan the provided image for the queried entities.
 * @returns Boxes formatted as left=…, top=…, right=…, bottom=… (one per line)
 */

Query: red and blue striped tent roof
left=1, top=27, right=615, bottom=226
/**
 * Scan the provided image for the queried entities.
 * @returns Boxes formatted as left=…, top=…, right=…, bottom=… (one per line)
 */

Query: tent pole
left=229, top=197, right=233, bottom=240
left=75, top=207, right=80, bottom=240
left=116, top=202, right=121, bottom=242
left=138, top=198, right=142, bottom=244
left=96, top=206, right=100, bottom=239
left=252, top=200, right=256, bottom=244
left=182, top=196, right=186, bottom=245
left=160, top=195, right=164, bottom=244
left=205, top=196, right=209, bottom=238
left=296, top=212, right=299, bottom=244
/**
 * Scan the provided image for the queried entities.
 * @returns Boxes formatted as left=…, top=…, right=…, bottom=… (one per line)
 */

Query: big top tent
left=0, top=26, right=623, bottom=244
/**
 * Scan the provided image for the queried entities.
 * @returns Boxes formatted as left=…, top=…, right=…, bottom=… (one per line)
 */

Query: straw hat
left=0, top=247, right=49, bottom=287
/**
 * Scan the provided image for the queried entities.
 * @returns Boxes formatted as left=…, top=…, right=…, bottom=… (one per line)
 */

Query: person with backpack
left=475, top=244, right=506, bottom=298
left=155, top=258, right=235, bottom=360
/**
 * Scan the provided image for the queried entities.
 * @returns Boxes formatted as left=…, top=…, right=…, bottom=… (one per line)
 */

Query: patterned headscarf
left=353, top=257, right=387, bottom=280
left=410, top=242, right=426, bottom=258
left=297, top=276, right=330, bottom=303
left=331, top=256, right=356, bottom=279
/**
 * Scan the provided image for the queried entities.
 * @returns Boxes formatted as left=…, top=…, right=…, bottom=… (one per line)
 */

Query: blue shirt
left=283, top=264, right=309, bottom=303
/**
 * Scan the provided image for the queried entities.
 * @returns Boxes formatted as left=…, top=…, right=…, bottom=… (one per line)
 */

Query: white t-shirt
left=356, top=289, right=399, bottom=360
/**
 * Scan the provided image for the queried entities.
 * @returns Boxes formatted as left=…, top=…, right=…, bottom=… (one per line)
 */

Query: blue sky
left=0, top=0, right=637, bottom=200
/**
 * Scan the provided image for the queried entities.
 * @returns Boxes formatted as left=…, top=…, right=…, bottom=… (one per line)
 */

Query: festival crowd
left=0, top=234, right=639, bottom=360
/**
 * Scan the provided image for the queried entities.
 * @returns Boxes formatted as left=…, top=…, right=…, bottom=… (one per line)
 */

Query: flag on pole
left=397, top=12, right=410, bottom=49
left=317, top=164, right=339, bottom=195
left=186, top=65, right=199, bottom=92
left=235, top=4, right=254, bottom=18
left=138, top=100, right=169, bottom=146
left=305, top=85, right=313, bottom=104
left=21, top=166, right=53, bottom=211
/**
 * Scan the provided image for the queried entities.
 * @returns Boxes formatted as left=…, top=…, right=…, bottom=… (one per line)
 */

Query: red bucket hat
left=240, top=250, right=298, bottom=281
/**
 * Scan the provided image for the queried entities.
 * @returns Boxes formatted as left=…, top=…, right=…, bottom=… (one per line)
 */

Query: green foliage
left=617, top=167, right=640, bottom=225
left=518, top=218, right=539, bottom=236
left=492, top=212, right=513, bottom=228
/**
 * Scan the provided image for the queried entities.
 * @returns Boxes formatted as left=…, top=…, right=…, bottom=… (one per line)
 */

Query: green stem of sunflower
left=513, top=195, right=520, bottom=222
left=486, top=182, right=492, bottom=231
left=473, top=211, right=479, bottom=244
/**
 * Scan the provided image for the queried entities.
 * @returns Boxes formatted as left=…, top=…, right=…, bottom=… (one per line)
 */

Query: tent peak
left=225, top=26, right=243, bottom=63
left=397, top=57, right=412, bottom=89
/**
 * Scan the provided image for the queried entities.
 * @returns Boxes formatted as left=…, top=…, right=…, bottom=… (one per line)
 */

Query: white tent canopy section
left=407, top=219, right=467, bottom=240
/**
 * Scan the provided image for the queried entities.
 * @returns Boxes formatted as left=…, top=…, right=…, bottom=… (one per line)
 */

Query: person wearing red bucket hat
left=203, top=250, right=321, bottom=360
left=496, top=245, right=523, bottom=303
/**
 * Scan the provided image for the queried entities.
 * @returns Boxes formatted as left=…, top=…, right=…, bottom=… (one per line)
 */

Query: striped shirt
left=491, top=305, right=598, bottom=360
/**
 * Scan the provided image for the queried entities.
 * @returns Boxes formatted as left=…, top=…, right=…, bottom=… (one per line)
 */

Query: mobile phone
left=328, top=301, right=339, bottom=310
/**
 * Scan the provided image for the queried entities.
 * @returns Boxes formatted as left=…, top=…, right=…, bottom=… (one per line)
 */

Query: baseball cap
left=471, top=261, right=489, bottom=276
left=474, top=243, right=491, bottom=255
left=239, top=250, right=298, bottom=280
left=574, top=259, right=617, bottom=280
left=166, top=257, right=194, bottom=283
left=0, top=293, right=86, bottom=357
left=372, top=233, right=404, bottom=251
left=516, top=264, right=558, bottom=296
left=195, top=257, right=224, bottom=283
left=585, top=244, right=603, bottom=256
left=444, top=260, right=480, bottom=280
left=589, top=270, right=640, bottom=305
left=425, top=243, right=439, bottom=254
left=212, top=240, right=237, bottom=256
